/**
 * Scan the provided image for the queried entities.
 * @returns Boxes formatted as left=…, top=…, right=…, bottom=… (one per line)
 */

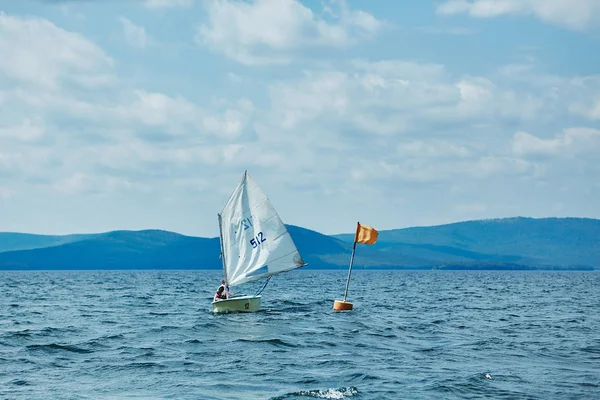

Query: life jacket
left=219, top=284, right=230, bottom=299
left=214, top=289, right=226, bottom=301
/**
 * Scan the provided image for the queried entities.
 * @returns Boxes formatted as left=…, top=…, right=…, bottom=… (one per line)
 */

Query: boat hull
left=212, top=295, right=262, bottom=313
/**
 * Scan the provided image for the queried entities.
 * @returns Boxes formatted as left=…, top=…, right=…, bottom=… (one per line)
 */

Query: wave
left=8, top=379, right=29, bottom=386
left=237, top=338, right=297, bottom=348
left=270, top=386, right=359, bottom=399
left=26, top=343, right=93, bottom=354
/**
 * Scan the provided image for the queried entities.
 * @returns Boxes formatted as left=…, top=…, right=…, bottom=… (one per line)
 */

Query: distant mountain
left=0, top=230, right=220, bottom=270
left=0, top=217, right=597, bottom=270
left=0, top=232, right=99, bottom=253
left=334, top=217, right=600, bottom=268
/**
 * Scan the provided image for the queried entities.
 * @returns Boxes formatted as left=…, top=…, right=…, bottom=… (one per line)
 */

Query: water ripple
left=1, top=270, right=599, bottom=399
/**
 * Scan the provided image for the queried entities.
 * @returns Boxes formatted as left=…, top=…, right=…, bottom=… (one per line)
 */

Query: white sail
left=219, top=171, right=306, bottom=287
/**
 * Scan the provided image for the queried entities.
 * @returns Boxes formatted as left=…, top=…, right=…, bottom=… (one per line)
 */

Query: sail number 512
left=250, top=232, right=266, bottom=248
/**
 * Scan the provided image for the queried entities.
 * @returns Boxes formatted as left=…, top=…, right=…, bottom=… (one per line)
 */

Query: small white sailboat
left=212, top=171, right=307, bottom=313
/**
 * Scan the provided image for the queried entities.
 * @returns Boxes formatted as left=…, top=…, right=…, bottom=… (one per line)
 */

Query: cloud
left=0, top=89, right=255, bottom=196
left=249, top=58, right=600, bottom=196
left=52, top=172, right=94, bottom=195
left=51, top=171, right=143, bottom=196
left=0, top=12, right=114, bottom=90
left=264, top=59, right=543, bottom=143
left=415, top=26, right=475, bottom=35
left=512, top=128, right=600, bottom=157
left=437, top=0, right=600, bottom=31
left=0, top=186, right=16, bottom=199
left=374, top=156, right=539, bottom=183
left=227, top=72, right=243, bottom=84
left=397, top=140, right=471, bottom=158
left=571, top=99, right=600, bottom=120
left=118, top=91, right=254, bottom=139
left=0, top=10, right=259, bottom=201
left=196, top=0, right=382, bottom=65
left=4, top=86, right=255, bottom=145
left=0, top=119, right=45, bottom=143
left=59, top=5, right=86, bottom=21
left=118, top=17, right=148, bottom=49
left=494, top=67, right=600, bottom=124
left=144, top=0, right=194, bottom=8
left=249, top=61, right=545, bottom=194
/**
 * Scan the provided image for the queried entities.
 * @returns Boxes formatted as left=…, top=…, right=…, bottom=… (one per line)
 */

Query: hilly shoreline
left=0, top=217, right=597, bottom=271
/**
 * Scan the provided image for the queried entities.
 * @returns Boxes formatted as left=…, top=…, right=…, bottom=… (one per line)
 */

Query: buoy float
left=333, top=300, right=353, bottom=311
left=333, top=222, right=378, bottom=313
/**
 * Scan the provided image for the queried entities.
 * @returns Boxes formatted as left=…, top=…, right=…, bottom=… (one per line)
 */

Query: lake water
left=1, top=269, right=599, bottom=399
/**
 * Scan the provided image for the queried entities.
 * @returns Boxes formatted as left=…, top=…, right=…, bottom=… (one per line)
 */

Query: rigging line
left=254, top=276, right=272, bottom=296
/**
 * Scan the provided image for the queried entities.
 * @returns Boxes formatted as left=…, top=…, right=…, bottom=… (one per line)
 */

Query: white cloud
left=0, top=186, right=16, bottom=199
left=118, top=91, right=255, bottom=139
left=437, top=0, right=600, bottom=31
left=3, top=85, right=254, bottom=143
left=53, top=172, right=94, bottom=195
left=415, top=26, right=475, bottom=35
left=118, top=17, right=148, bottom=49
left=227, top=72, right=243, bottom=84
left=196, top=0, right=382, bottom=65
left=0, top=82, right=257, bottom=193
left=0, top=145, right=55, bottom=181
left=0, top=152, right=22, bottom=171
left=344, top=155, right=540, bottom=187
left=471, top=156, right=540, bottom=179
left=59, top=5, right=86, bottom=21
left=264, top=59, right=543, bottom=142
left=250, top=59, right=575, bottom=197
left=512, top=128, right=600, bottom=157
left=0, top=10, right=261, bottom=207
left=499, top=63, right=535, bottom=77
left=144, top=0, right=194, bottom=9
left=0, top=12, right=114, bottom=90
left=570, top=96, right=600, bottom=121
left=124, top=90, right=202, bottom=132
left=494, top=68, right=600, bottom=124
left=397, top=140, right=471, bottom=158
left=0, top=119, right=45, bottom=142
left=51, top=172, right=142, bottom=196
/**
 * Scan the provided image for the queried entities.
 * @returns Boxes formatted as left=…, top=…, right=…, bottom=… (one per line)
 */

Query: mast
left=217, top=212, right=228, bottom=291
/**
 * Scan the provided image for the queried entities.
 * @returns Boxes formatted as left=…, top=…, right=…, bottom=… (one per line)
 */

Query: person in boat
left=214, top=285, right=227, bottom=301
left=218, top=279, right=234, bottom=298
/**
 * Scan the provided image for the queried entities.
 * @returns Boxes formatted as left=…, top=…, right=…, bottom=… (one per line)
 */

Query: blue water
left=1, top=270, right=599, bottom=399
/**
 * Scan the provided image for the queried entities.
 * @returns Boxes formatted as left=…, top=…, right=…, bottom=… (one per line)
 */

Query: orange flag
left=354, top=223, right=378, bottom=245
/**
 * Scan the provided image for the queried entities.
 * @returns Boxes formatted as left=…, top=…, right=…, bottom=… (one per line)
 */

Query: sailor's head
left=221, top=279, right=226, bottom=285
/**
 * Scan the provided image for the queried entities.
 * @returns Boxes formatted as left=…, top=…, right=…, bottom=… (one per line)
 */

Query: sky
left=0, top=0, right=599, bottom=238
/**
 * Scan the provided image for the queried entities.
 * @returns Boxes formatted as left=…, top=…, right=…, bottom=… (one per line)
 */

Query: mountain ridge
left=0, top=217, right=597, bottom=271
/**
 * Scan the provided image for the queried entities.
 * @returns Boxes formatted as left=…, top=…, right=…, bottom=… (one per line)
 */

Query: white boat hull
left=212, top=295, right=262, bottom=313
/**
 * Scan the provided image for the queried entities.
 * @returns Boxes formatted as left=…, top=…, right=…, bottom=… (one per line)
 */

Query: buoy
left=333, top=222, right=378, bottom=313
left=333, top=300, right=353, bottom=311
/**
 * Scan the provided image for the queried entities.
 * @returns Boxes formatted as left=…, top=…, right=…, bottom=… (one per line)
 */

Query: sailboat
left=212, top=171, right=307, bottom=313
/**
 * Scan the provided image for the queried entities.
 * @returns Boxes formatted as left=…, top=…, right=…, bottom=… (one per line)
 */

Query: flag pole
left=334, top=222, right=361, bottom=311
left=343, top=222, right=360, bottom=301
